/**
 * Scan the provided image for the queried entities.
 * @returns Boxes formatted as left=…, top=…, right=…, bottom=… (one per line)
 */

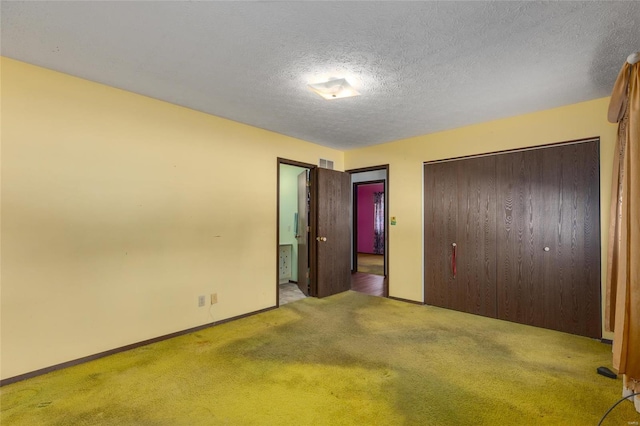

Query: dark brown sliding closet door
left=456, top=156, right=497, bottom=316
left=424, top=161, right=458, bottom=310
left=542, top=142, right=600, bottom=337
left=425, top=139, right=600, bottom=338
left=496, top=141, right=601, bottom=338
left=495, top=149, right=547, bottom=329
left=424, top=156, right=497, bottom=316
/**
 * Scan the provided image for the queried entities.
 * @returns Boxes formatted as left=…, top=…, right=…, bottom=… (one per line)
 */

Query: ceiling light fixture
left=308, top=78, right=360, bottom=100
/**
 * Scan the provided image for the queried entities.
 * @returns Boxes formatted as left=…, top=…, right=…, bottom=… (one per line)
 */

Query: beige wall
left=0, top=58, right=344, bottom=380
left=1, top=56, right=618, bottom=380
left=345, top=97, right=617, bottom=338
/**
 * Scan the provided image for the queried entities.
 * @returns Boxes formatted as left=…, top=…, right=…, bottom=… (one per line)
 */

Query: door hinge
left=307, top=226, right=310, bottom=232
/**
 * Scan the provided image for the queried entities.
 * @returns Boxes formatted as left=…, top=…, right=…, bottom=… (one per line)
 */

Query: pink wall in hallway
left=357, top=183, right=384, bottom=254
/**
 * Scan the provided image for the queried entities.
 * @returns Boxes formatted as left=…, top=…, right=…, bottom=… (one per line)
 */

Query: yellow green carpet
left=1, top=291, right=638, bottom=425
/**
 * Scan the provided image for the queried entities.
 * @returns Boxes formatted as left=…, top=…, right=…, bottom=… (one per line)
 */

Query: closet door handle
left=452, top=243, right=457, bottom=278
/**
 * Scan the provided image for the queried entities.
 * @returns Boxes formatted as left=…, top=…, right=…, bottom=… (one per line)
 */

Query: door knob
left=544, top=247, right=550, bottom=252
left=316, top=237, right=327, bottom=242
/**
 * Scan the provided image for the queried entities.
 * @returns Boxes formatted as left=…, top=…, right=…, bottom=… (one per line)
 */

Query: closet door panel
left=426, top=139, right=600, bottom=338
left=542, top=142, right=600, bottom=337
left=580, top=142, right=601, bottom=337
left=540, top=146, right=565, bottom=332
left=496, top=150, right=547, bottom=327
left=456, top=156, right=497, bottom=317
left=424, top=162, right=458, bottom=309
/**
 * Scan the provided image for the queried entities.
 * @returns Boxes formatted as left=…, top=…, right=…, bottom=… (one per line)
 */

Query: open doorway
left=278, top=160, right=313, bottom=306
left=354, top=180, right=385, bottom=275
left=277, top=158, right=352, bottom=306
left=348, top=165, right=389, bottom=297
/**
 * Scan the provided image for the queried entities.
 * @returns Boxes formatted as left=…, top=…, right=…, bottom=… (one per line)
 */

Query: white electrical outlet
left=198, top=295, right=205, bottom=307
left=210, top=293, right=218, bottom=304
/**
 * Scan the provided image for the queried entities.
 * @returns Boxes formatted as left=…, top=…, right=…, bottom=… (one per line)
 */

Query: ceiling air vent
left=319, top=158, right=334, bottom=170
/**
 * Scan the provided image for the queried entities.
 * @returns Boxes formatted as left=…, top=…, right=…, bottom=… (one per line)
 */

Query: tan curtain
left=606, top=59, right=640, bottom=412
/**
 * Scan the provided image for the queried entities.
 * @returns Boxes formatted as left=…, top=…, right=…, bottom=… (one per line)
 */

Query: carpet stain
left=1, top=291, right=638, bottom=425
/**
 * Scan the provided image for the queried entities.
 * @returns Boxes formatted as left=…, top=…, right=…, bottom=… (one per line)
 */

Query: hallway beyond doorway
left=357, top=253, right=384, bottom=276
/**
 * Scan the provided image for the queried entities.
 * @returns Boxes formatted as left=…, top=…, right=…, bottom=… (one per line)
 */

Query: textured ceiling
left=2, top=1, right=639, bottom=150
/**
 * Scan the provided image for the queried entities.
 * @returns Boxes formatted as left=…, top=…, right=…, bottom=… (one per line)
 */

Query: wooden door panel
left=496, top=150, right=547, bottom=327
left=497, top=141, right=601, bottom=338
left=296, top=170, right=310, bottom=296
left=427, top=140, right=600, bottom=338
left=540, top=147, right=564, bottom=333
left=456, top=155, right=497, bottom=317
left=580, top=142, right=602, bottom=337
left=424, top=161, right=458, bottom=309
left=541, top=146, right=565, bottom=333
left=316, top=168, right=351, bottom=298
left=541, top=142, right=601, bottom=337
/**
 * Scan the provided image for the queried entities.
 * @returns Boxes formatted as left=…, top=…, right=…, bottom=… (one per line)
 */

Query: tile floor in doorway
left=279, top=282, right=307, bottom=305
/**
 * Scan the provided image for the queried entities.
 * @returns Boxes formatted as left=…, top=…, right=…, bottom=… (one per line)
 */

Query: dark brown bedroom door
left=314, top=168, right=351, bottom=298
left=296, top=170, right=310, bottom=296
